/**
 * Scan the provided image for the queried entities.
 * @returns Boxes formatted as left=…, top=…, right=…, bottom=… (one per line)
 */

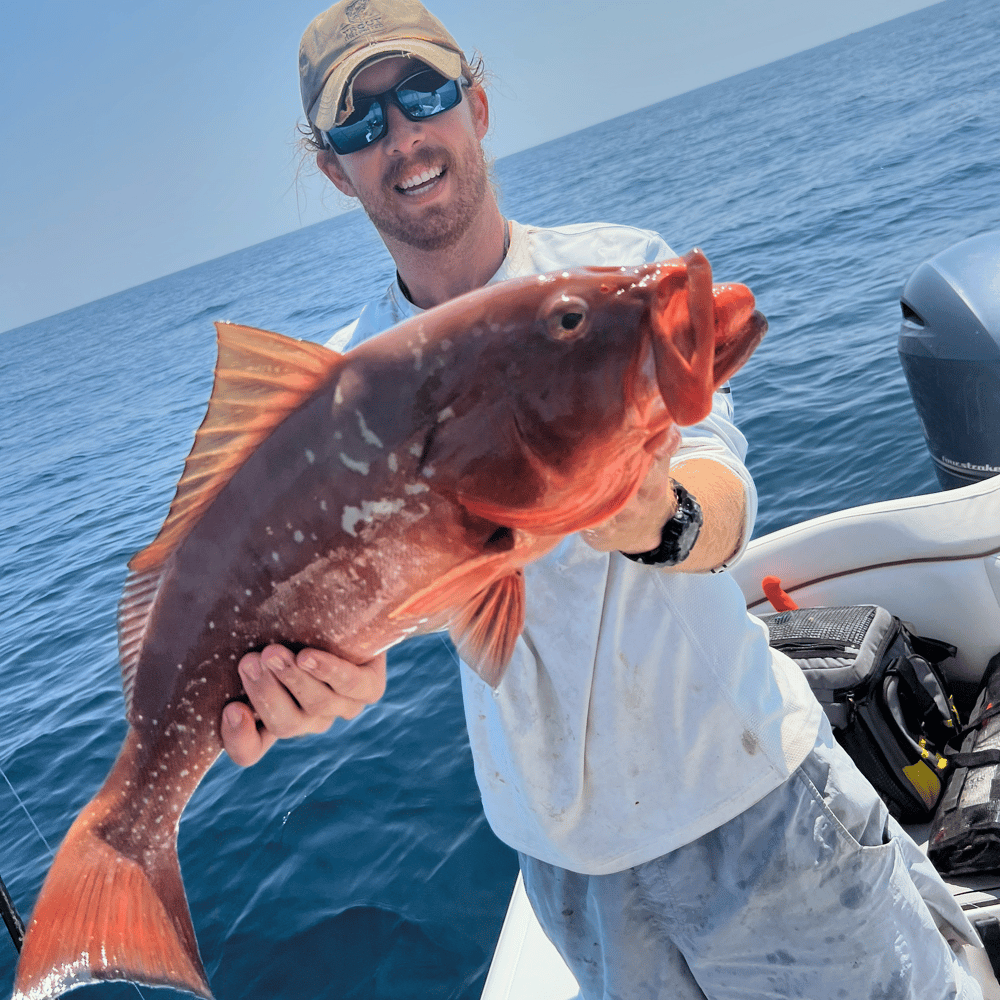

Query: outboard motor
left=897, top=231, right=1000, bottom=490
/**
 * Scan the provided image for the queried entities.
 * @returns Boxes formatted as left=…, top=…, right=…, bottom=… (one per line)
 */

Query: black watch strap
left=621, top=480, right=703, bottom=567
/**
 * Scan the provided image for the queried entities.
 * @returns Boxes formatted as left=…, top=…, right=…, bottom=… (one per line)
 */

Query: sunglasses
left=321, top=68, right=465, bottom=155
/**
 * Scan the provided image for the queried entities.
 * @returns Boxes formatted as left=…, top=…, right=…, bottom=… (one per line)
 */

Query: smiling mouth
left=396, top=165, right=445, bottom=194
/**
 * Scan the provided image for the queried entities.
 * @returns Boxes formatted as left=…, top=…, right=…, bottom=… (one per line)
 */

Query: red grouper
left=14, top=249, right=766, bottom=999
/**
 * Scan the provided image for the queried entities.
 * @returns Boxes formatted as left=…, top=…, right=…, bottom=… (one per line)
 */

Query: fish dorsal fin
left=450, top=572, right=525, bottom=687
left=118, top=323, right=340, bottom=719
left=128, top=322, right=342, bottom=574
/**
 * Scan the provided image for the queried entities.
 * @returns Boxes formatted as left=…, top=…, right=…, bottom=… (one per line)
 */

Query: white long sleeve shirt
left=331, top=220, right=822, bottom=874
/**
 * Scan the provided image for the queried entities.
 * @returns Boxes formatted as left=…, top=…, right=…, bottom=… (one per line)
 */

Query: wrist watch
left=621, top=480, right=703, bottom=567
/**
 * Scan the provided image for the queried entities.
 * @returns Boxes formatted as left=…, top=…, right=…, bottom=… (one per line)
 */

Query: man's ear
left=317, top=150, right=357, bottom=198
left=469, top=85, right=489, bottom=141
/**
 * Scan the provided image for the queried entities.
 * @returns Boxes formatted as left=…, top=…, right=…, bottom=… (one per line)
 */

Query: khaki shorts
left=519, top=718, right=983, bottom=1000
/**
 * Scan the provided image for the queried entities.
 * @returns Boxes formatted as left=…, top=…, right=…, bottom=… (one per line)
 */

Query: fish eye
left=542, top=295, right=589, bottom=341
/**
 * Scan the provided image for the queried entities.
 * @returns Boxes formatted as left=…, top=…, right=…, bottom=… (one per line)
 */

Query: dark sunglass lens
left=328, top=99, right=386, bottom=154
left=396, top=73, right=460, bottom=119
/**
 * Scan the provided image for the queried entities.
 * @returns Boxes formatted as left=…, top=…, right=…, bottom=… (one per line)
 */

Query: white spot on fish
left=387, top=452, right=398, bottom=473
left=405, top=482, right=430, bottom=494
left=234, top=605, right=240, bottom=613
left=437, top=406, right=455, bottom=423
left=320, top=500, right=328, bottom=511
left=305, top=448, right=315, bottom=464
left=293, top=530, right=304, bottom=543
left=409, top=443, right=422, bottom=457
left=341, top=498, right=406, bottom=537
left=340, top=452, right=370, bottom=475
left=422, top=465, right=436, bottom=478
left=441, top=339, right=452, bottom=351
left=356, top=411, right=383, bottom=448
left=272, top=552, right=280, bottom=562
left=245, top=589, right=252, bottom=596
left=208, top=621, right=215, bottom=629
left=334, top=383, right=344, bottom=406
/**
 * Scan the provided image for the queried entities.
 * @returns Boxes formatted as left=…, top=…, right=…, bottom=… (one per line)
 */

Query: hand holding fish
left=222, top=646, right=387, bottom=766
left=581, top=444, right=748, bottom=574
left=580, top=434, right=679, bottom=556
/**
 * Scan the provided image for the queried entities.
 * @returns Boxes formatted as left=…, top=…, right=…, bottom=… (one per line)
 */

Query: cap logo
left=343, top=0, right=384, bottom=43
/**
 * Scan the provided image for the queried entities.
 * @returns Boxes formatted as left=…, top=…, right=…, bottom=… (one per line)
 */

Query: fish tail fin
left=14, top=756, right=212, bottom=999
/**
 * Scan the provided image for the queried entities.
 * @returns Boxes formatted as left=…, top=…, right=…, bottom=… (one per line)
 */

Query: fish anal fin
left=450, top=572, right=526, bottom=687
left=128, top=322, right=342, bottom=574
left=14, top=733, right=212, bottom=1000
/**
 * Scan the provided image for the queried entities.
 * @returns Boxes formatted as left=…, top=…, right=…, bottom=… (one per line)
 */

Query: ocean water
left=1, top=0, right=999, bottom=996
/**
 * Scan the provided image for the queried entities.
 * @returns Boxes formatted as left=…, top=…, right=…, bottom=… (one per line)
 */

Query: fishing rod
left=0, top=872, right=23, bottom=953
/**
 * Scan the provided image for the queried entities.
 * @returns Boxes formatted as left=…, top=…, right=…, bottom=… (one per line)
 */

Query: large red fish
left=14, top=249, right=765, bottom=999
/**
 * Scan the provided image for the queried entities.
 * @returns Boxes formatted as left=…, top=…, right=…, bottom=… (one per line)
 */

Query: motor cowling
left=897, top=232, right=1000, bottom=489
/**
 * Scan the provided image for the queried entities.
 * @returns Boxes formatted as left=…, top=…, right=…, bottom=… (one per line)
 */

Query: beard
left=360, top=142, right=490, bottom=253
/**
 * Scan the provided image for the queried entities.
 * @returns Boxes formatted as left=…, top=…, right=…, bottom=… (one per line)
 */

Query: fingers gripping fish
left=13, top=249, right=765, bottom=999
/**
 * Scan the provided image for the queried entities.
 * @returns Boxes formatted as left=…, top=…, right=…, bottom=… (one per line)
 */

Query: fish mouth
left=747, top=309, right=768, bottom=341
left=647, top=250, right=766, bottom=426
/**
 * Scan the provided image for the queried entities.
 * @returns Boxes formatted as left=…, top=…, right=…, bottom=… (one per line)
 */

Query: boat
left=482, top=230, right=1000, bottom=999
left=481, top=472, right=1000, bottom=999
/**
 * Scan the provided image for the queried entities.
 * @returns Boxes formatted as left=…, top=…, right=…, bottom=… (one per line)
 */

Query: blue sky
left=1, top=0, right=943, bottom=333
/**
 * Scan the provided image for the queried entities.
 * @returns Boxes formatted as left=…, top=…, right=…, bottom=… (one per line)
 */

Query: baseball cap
left=300, top=0, right=465, bottom=133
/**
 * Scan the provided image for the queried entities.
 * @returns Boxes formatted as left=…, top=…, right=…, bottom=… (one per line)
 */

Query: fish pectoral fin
left=388, top=551, right=514, bottom=624
left=450, top=572, right=526, bottom=688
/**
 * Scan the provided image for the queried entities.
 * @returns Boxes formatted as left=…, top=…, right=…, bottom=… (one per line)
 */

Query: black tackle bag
left=929, top=653, right=1000, bottom=875
left=759, top=604, right=960, bottom=823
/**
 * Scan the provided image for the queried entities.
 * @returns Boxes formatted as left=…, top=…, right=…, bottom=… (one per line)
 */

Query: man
left=221, top=2, right=984, bottom=996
